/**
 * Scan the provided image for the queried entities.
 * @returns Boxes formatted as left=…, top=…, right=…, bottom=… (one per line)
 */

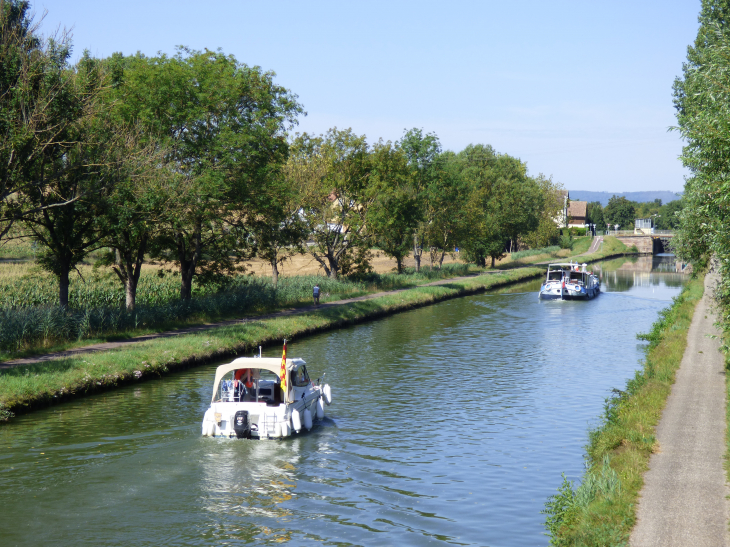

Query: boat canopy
left=210, top=357, right=305, bottom=402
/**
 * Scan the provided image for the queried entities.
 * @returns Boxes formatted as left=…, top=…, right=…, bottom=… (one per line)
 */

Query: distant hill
left=568, top=190, right=682, bottom=206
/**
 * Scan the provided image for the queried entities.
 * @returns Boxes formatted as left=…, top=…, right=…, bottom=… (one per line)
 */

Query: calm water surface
left=0, top=257, right=687, bottom=546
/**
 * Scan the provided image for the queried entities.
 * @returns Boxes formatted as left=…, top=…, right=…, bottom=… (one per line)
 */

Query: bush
left=559, top=235, right=574, bottom=249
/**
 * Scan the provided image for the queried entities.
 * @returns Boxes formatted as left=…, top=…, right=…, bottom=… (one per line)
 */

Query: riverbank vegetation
left=543, top=273, right=704, bottom=545
left=669, top=0, right=730, bottom=484
left=0, top=266, right=543, bottom=419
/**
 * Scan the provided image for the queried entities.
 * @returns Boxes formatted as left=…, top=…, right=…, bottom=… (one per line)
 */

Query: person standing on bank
left=313, top=284, right=320, bottom=305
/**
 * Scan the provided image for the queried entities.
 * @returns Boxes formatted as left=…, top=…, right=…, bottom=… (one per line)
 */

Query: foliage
left=289, top=128, right=371, bottom=278
left=671, top=0, right=730, bottom=349
left=365, top=140, right=420, bottom=273
left=603, top=196, right=636, bottom=230
left=586, top=201, right=606, bottom=231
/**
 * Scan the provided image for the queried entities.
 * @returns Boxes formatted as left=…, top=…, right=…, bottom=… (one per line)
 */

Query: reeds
left=0, top=264, right=477, bottom=351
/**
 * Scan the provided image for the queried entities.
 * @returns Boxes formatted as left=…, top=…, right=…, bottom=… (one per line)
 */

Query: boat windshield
left=547, top=270, right=564, bottom=281
left=291, top=365, right=311, bottom=387
left=568, top=271, right=585, bottom=283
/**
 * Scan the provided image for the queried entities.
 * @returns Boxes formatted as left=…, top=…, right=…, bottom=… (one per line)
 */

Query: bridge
left=609, top=230, right=675, bottom=254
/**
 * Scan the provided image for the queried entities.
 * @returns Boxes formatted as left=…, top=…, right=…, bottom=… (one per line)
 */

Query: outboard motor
left=233, top=410, right=251, bottom=439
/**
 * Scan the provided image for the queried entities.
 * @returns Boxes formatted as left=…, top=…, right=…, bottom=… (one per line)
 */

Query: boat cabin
left=211, top=357, right=310, bottom=405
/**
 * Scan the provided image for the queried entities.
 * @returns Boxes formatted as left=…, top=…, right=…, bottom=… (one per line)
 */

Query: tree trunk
left=271, top=259, right=279, bottom=288
left=491, top=256, right=495, bottom=268
left=438, top=250, right=446, bottom=269
left=125, top=276, right=138, bottom=311
left=59, top=266, right=70, bottom=308
left=396, top=254, right=404, bottom=274
left=413, top=233, right=421, bottom=272
left=180, top=265, right=194, bottom=300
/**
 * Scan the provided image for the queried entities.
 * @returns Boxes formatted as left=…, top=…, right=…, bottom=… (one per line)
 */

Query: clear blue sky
left=37, top=0, right=700, bottom=193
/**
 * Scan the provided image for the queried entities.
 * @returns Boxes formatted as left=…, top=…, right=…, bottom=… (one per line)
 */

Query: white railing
left=604, top=230, right=675, bottom=237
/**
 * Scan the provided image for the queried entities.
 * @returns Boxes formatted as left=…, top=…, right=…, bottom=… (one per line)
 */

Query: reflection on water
left=0, top=261, right=686, bottom=546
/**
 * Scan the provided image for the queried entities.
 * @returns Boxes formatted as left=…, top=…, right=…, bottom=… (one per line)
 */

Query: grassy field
left=543, top=271, right=704, bottom=546
left=0, top=267, right=543, bottom=419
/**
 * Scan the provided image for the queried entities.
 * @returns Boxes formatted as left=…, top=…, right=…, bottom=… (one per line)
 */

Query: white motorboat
left=201, top=350, right=332, bottom=439
left=539, top=262, right=600, bottom=300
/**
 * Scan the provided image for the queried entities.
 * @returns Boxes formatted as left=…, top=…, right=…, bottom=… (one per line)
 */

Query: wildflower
left=134, top=371, right=143, bottom=379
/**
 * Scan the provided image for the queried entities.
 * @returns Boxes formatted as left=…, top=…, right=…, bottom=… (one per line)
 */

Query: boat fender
left=316, top=396, right=325, bottom=419
left=292, top=410, right=302, bottom=433
left=323, top=384, right=332, bottom=406
left=281, top=419, right=291, bottom=437
left=303, top=408, right=313, bottom=431
left=274, top=421, right=282, bottom=438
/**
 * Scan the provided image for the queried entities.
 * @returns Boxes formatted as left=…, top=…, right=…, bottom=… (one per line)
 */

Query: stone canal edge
left=630, top=264, right=730, bottom=546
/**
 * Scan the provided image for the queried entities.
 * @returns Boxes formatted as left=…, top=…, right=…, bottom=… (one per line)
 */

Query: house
left=567, top=201, right=587, bottom=227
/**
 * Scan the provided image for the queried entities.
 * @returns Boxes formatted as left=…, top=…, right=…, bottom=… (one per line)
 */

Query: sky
left=36, top=0, right=701, bottom=193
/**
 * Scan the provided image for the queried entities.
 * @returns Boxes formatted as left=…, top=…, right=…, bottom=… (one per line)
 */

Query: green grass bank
left=0, top=236, right=636, bottom=421
left=542, top=271, right=705, bottom=546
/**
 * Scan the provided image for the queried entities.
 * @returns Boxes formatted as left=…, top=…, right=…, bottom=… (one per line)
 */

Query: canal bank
left=0, top=241, right=636, bottom=421
left=544, top=268, right=707, bottom=546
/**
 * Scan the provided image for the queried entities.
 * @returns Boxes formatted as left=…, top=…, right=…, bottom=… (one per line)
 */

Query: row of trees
left=0, top=1, right=565, bottom=312
left=672, top=0, right=730, bottom=340
left=584, top=196, right=684, bottom=232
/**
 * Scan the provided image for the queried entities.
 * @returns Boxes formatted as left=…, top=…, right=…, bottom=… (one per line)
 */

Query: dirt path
left=0, top=271, right=508, bottom=370
left=630, top=264, right=730, bottom=546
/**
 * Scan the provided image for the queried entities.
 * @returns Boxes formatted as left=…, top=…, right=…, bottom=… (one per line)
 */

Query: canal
left=0, top=257, right=688, bottom=546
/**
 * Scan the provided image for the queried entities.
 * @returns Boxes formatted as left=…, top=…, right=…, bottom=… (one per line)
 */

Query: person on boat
left=233, top=369, right=253, bottom=400
left=313, top=284, right=320, bottom=305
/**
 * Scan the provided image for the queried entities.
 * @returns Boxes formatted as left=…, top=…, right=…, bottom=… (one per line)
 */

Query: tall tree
left=398, top=128, right=441, bottom=272
left=366, top=140, right=420, bottom=273
left=423, top=151, right=469, bottom=269
left=0, top=1, right=91, bottom=241
left=17, top=53, right=138, bottom=306
left=524, top=175, right=565, bottom=248
left=290, top=128, right=371, bottom=279
left=116, top=48, right=302, bottom=299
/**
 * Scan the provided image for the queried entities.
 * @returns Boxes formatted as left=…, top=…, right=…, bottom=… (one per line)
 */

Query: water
left=0, top=257, right=687, bottom=546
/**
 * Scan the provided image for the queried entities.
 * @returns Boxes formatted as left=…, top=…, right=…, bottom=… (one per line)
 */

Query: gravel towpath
left=630, top=265, right=730, bottom=546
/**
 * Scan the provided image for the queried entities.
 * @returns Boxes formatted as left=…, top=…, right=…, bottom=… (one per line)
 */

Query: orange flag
left=279, top=340, right=287, bottom=397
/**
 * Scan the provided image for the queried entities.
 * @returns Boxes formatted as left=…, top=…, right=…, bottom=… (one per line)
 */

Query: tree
left=523, top=175, right=565, bottom=248
left=17, top=53, right=139, bottom=306
left=586, top=201, right=606, bottom=232
left=603, top=196, right=635, bottom=230
left=0, top=2, right=99, bottom=244
left=423, top=151, right=469, bottom=269
left=290, top=128, right=371, bottom=279
left=116, top=48, right=302, bottom=299
left=398, top=128, right=441, bottom=272
left=365, top=140, right=420, bottom=273
left=247, top=172, right=307, bottom=288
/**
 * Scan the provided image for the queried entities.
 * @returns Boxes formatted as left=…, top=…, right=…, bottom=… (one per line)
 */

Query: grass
left=511, top=246, right=561, bottom=261
left=0, top=263, right=478, bottom=355
left=0, top=267, right=542, bottom=417
left=542, top=271, right=704, bottom=546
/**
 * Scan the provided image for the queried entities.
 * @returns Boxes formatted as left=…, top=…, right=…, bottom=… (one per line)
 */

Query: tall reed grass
left=0, top=264, right=475, bottom=351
